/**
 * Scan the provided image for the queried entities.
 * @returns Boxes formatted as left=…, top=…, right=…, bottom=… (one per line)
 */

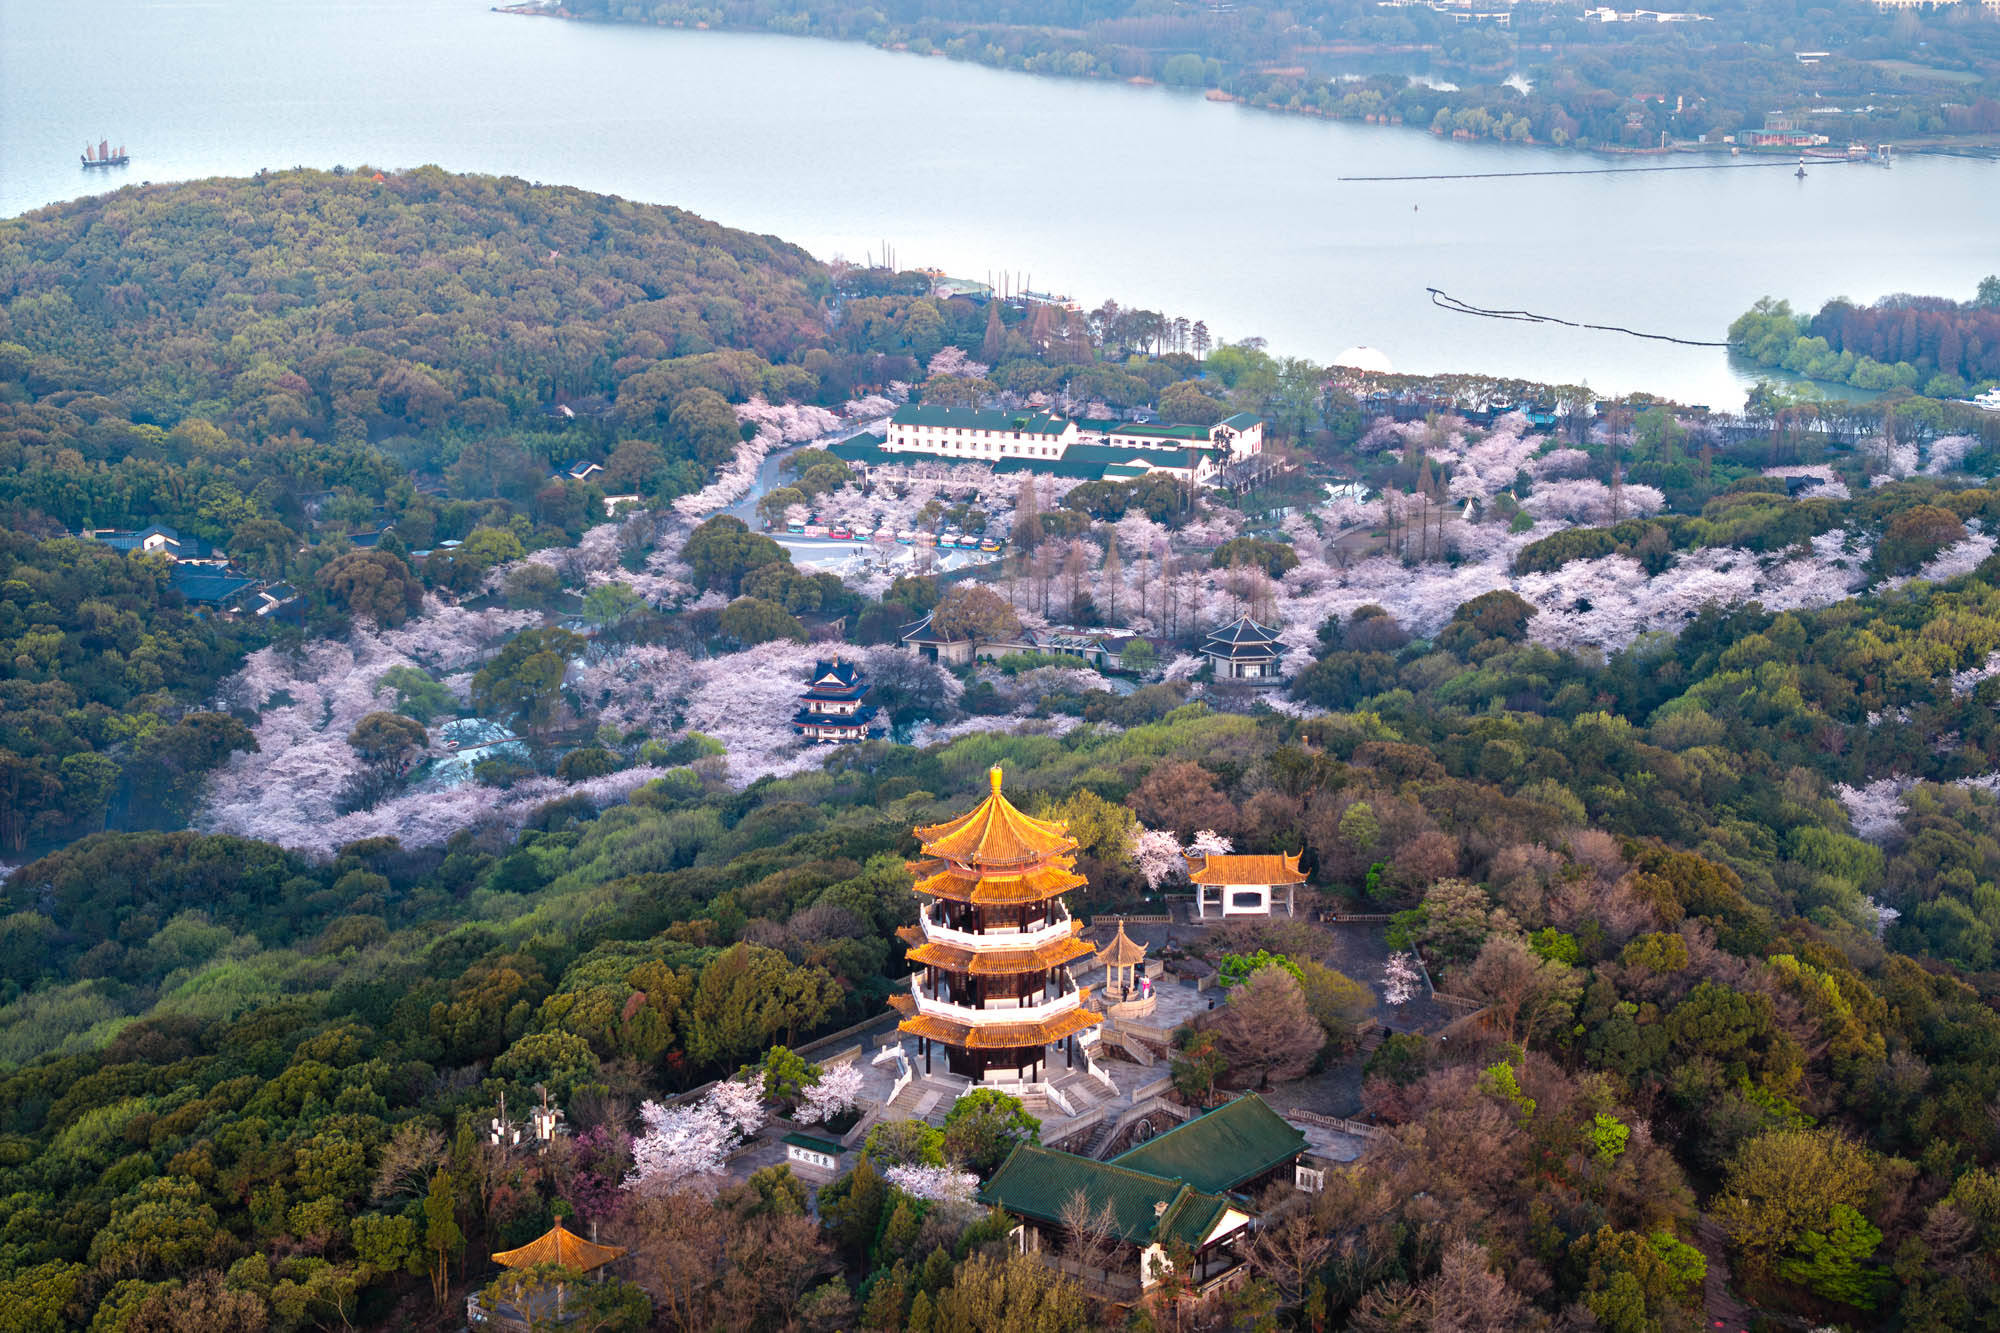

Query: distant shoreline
left=489, top=5, right=2000, bottom=163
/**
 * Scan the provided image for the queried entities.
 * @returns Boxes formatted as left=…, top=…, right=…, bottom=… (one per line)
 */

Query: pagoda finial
left=989, top=765, right=1004, bottom=794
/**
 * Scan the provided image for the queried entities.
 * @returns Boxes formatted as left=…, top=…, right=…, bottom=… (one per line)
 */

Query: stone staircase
left=1085, top=1097, right=1189, bottom=1160
left=1098, top=1029, right=1156, bottom=1066
left=1358, top=1023, right=1387, bottom=1055
left=883, top=1083, right=951, bottom=1126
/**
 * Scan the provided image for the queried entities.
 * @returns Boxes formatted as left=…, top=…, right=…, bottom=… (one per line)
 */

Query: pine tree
left=861, top=1262, right=910, bottom=1331
left=422, top=1169, right=463, bottom=1309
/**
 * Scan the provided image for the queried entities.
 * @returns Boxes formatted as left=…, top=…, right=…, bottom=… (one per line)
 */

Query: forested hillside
left=0, top=167, right=830, bottom=432
left=0, top=171, right=845, bottom=856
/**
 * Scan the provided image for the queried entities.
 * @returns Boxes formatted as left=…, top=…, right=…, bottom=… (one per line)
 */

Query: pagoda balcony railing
left=919, top=904, right=1073, bottom=952
left=908, top=974, right=1086, bottom=1028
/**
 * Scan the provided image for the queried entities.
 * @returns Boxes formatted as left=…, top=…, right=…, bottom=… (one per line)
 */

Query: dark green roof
left=1109, top=1094, right=1305, bottom=1195
left=1107, top=422, right=1212, bottom=442
left=1064, top=442, right=1192, bottom=469
left=170, top=568, right=258, bottom=602
left=826, top=432, right=891, bottom=465
left=1218, top=412, right=1264, bottom=430
left=992, top=457, right=1112, bottom=480
left=978, top=1145, right=1234, bottom=1248
left=892, top=405, right=1070, bottom=436
left=781, top=1132, right=846, bottom=1155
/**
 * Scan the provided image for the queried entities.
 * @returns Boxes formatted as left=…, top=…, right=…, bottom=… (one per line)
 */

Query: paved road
left=721, top=417, right=889, bottom=525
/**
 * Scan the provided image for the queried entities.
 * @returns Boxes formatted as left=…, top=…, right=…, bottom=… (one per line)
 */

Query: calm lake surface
left=5, top=0, right=1999, bottom=407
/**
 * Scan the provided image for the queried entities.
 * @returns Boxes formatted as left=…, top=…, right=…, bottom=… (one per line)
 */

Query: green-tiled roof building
left=1109, top=1093, right=1307, bottom=1194
left=975, top=1094, right=1304, bottom=1302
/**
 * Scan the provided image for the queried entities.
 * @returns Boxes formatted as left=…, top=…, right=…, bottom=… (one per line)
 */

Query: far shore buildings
left=1188, top=851, right=1308, bottom=919
left=790, top=656, right=884, bottom=744
left=828, top=405, right=1265, bottom=485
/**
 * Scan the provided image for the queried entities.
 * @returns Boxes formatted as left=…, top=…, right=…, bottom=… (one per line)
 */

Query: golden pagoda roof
left=1187, top=851, right=1308, bottom=886
left=907, top=932, right=1096, bottom=976
left=1096, top=920, right=1148, bottom=967
left=491, top=1221, right=628, bottom=1273
left=896, top=1002, right=1102, bottom=1050
left=909, top=859, right=1085, bottom=904
left=915, top=767, right=1078, bottom=867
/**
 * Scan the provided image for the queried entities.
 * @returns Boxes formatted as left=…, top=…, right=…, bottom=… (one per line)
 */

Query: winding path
left=1696, top=1215, right=1754, bottom=1333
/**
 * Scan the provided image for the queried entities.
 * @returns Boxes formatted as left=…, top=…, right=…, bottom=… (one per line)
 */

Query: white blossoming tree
left=883, top=1164, right=981, bottom=1204
left=1382, top=952, right=1420, bottom=1007
left=1133, top=828, right=1186, bottom=890
left=1188, top=829, right=1234, bottom=858
left=795, top=1062, right=864, bottom=1125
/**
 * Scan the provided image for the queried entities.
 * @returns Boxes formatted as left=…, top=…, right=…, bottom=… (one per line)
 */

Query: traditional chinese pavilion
left=1187, top=851, right=1307, bottom=919
left=791, top=656, right=884, bottom=744
left=1200, top=615, right=1284, bottom=684
left=891, top=766, right=1102, bottom=1083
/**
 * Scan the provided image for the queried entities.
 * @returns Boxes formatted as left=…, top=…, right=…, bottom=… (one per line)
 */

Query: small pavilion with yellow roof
left=890, top=766, right=1103, bottom=1084
left=490, top=1219, right=627, bottom=1274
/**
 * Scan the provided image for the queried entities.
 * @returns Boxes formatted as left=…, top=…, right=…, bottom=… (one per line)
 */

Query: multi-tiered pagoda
left=791, top=657, right=883, bottom=744
left=891, top=767, right=1102, bottom=1084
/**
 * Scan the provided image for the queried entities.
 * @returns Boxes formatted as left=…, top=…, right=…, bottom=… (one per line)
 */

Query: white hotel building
left=852, top=405, right=1266, bottom=484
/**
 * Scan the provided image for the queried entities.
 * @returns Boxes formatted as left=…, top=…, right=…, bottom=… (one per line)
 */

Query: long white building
left=846, top=404, right=1266, bottom=484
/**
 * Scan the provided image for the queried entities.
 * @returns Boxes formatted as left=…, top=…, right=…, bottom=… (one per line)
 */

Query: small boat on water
left=1795, top=157, right=1808, bottom=179
left=81, top=138, right=128, bottom=169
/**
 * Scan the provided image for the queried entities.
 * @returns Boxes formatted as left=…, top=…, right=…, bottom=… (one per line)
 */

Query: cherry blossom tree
left=707, top=1079, right=767, bottom=1139
left=926, top=347, right=989, bottom=381
left=794, top=1063, right=864, bottom=1125
left=626, top=1099, right=736, bottom=1192
left=1832, top=777, right=1914, bottom=843
left=1923, top=434, right=1978, bottom=475
left=882, top=1164, right=981, bottom=1204
left=1189, top=830, right=1234, bottom=857
left=1133, top=828, right=1186, bottom=889
left=1382, top=952, right=1420, bottom=1007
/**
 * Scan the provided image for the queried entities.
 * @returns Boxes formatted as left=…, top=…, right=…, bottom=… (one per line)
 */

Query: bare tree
left=1059, top=1188, right=1123, bottom=1289
left=371, top=1121, right=446, bottom=1203
left=1249, top=1194, right=1334, bottom=1310
left=1424, top=1238, right=1528, bottom=1332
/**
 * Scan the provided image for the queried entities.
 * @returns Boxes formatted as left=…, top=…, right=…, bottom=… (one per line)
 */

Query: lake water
left=5, top=0, right=1999, bottom=407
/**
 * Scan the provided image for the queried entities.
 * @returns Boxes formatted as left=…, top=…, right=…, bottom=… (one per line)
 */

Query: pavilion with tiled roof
left=890, top=766, right=1102, bottom=1083
left=1187, top=850, right=1307, bottom=919
left=1200, top=615, right=1285, bottom=684
left=1096, top=920, right=1149, bottom=1000
left=791, top=656, right=884, bottom=745
left=490, top=1220, right=627, bottom=1273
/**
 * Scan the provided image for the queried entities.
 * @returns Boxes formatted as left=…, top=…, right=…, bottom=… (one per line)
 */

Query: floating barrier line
left=1427, top=288, right=1736, bottom=347
left=1342, top=159, right=1857, bottom=182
